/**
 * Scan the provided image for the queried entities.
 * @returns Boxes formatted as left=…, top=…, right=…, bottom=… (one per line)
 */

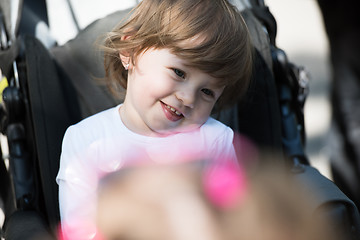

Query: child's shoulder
left=64, top=105, right=121, bottom=140
left=203, top=117, right=233, bottom=131
left=77, top=105, right=119, bottom=127
left=200, top=117, right=234, bottom=137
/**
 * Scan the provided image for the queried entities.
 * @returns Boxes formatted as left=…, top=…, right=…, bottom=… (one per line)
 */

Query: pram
left=0, top=0, right=359, bottom=239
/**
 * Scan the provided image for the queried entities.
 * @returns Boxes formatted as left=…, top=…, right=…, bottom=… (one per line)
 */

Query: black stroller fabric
left=24, top=36, right=71, bottom=228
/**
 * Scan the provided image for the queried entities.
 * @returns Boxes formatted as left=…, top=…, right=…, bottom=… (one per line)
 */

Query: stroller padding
left=50, top=10, right=128, bottom=119
left=25, top=36, right=72, bottom=229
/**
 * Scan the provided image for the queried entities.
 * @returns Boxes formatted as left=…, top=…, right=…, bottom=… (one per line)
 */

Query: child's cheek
left=151, top=75, right=177, bottom=97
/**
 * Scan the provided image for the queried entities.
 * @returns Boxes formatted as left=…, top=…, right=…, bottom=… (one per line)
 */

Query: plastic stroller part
left=272, top=46, right=310, bottom=166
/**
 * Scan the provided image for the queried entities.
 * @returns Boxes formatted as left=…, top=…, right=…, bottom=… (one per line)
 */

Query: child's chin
left=162, top=124, right=202, bottom=135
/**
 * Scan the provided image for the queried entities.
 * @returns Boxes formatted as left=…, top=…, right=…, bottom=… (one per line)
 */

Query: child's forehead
left=137, top=47, right=189, bottom=67
left=137, top=32, right=206, bottom=58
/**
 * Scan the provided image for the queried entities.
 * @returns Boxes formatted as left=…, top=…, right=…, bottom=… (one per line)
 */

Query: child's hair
left=103, top=0, right=253, bottom=110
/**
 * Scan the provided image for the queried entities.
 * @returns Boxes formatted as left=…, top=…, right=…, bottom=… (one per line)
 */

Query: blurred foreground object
left=95, top=161, right=338, bottom=240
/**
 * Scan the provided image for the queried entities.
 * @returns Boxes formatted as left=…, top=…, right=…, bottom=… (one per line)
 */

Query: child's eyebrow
left=173, top=56, right=189, bottom=68
left=205, top=80, right=225, bottom=92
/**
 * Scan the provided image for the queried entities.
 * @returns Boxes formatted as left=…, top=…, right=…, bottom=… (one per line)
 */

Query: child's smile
left=161, top=101, right=184, bottom=121
left=120, top=48, right=224, bottom=137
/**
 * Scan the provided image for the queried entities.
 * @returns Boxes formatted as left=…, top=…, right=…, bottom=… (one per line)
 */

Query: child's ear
left=119, top=52, right=130, bottom=70
left=119, top=34, right=132, bottom=70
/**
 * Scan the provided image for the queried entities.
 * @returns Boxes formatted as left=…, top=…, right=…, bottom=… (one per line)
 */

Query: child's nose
left=175, top=90, right=195, bottom=109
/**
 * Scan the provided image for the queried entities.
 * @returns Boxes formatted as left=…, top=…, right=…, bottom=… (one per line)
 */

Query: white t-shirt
left=56, top=104, right=236, bottom=239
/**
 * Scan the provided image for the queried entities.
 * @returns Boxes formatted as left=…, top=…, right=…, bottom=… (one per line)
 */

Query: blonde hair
left=103, top=0, right=253, bottom=109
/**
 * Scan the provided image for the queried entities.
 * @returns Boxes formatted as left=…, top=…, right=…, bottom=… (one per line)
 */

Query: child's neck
left=119, top=104, right=176, bottom=138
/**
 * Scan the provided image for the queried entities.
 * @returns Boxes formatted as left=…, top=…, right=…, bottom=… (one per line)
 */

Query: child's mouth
left=160, top=102, right=184, bottom=121
left=165, top=104, right=182, bottom=116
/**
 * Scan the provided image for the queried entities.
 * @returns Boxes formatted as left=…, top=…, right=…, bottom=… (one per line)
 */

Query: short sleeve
left=210, top=126, right=237, bottom=163
left=56, top=126, right=99, bottom=239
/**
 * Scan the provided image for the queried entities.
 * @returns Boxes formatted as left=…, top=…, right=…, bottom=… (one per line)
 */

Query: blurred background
left=266, top=0, right=332, bottom=180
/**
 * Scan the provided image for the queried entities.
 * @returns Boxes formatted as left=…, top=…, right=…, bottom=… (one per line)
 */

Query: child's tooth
left=164, top=104, right=180, bottom=115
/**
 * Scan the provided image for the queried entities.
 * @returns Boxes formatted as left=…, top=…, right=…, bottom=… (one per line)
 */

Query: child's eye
left=201, top=88, right=215, bottom=97
left=173, top=68, right=185, bottom=79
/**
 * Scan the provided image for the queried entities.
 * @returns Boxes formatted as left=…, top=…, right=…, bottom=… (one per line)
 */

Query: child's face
left=121, top=48, right=224, bottom=136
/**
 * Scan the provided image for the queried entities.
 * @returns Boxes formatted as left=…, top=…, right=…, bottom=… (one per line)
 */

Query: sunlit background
left=267, top=0, right=331, bottom=179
